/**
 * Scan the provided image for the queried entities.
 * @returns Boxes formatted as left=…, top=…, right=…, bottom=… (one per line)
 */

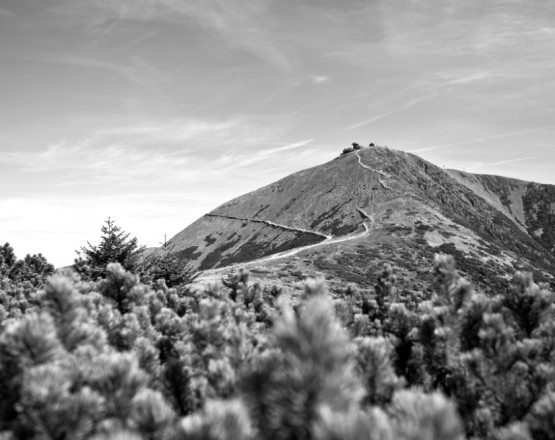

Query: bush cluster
left=335, top=256, right=555, bottom=439
left=74, top=218, right=195, bottom=287
left=0, top=243, right=54, bottom=287
left=1, top=244, right=555, bottom=439
left=0, top=261, right=279, bottom=439
left=341, top=142, right=375, bottom=155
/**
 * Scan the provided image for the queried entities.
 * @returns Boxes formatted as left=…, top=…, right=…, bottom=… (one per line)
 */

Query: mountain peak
left=164, top=145, right=555, bottom=289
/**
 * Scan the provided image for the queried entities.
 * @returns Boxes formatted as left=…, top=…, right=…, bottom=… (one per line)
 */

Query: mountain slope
left=164, top=146, right=555, bottom=293
left=448, top=170, right=555, bottom=252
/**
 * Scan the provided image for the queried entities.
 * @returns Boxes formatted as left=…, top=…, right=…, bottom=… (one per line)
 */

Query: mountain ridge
left=154, top=145, right=554, bottom=294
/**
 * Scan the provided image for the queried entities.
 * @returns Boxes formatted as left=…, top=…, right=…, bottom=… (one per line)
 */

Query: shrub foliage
left=1, top=243, right=555, bottom=439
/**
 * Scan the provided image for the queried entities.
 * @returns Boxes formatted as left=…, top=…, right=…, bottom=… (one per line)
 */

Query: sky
left=1, top=0, right=555, bottom=267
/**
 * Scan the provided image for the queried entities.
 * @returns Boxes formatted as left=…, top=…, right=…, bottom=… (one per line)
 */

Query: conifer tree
left=75, top=218, right=144, bottom=280
left=140, top=236, right=196, bottom=288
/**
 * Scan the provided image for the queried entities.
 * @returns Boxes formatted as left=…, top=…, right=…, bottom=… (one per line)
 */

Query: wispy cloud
left=381, top=0, right=555, bottom=58
left=434, top=71, right=499, bottom=87
left=93, top=0, right=293, bottom=70
left=9, top=51, right=165, bottom=86
left=0, top=114, right=308, bottom=195
left=2, top=118, right=241, bottom=173
left=265, top=139, right=315, bottom=155
left=490, top=156, right=543, bottom=167
left=94, top=118, right=240, bottom=142
left=211, top=139, right=315, bottom=171
left=346, top=93, right=438, bottom=130
left=310, top=75, right=330, bottom=85
left=207, top=140, right=327, bottom=192
left=0, top=6, right=16, bottom=17
left=465, top=156, right=543, bottom=173
left=411, top=125, right=555, bottom=153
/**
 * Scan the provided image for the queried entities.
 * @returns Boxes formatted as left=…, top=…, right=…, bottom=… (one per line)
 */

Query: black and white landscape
left=1, top=2, right=555, bottom=439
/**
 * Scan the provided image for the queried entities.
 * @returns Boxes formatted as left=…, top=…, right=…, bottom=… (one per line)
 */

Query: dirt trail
left=355, top=151, right=392, bottom=178
left=197, top=178, right=379, bottom=278
left=355, top=151, right=398, bottom=193
left=205, top=213, right=331, bottom=239
left=196, top=211, right=375, bottom=280
left=259, top=219, right=371, bottom=264
left=356, top=152, right=422, bottom=200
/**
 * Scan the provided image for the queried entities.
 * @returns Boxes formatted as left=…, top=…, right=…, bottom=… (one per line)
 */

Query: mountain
left=162, top=146, right=555, bottom=295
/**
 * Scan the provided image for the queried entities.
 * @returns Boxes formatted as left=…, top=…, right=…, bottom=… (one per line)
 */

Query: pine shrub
left=0, top=254, right=554, bottom=439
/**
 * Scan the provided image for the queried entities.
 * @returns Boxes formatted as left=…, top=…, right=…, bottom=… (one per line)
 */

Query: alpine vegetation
left=2, top=238, right=555, bottom=439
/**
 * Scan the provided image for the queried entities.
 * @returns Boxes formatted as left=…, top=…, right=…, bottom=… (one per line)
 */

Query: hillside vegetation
left=2, top=239, right=555, bottom=439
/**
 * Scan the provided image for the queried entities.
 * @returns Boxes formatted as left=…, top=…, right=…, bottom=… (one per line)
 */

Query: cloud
left=0, top=6, right=16, bottom=17
left=265, top=139, right=315, bottom=155
left=411, top=125, right=555, bottom=153
left=211, top=138, right=315, bottom=171
left=310, top=75, right=330, bottom=85
left=460, top=155, right=542, bottom=172
left=0, top=114, right=310, bottom=198
left=0, top=117, right=246, bottom=192
left=10, top=52, right=165, bottom=86
left=93, top=0, right=293, bottom=70
left=95, top=118, right=240, bottom=142
left=489, top=156, right=543, bottom=167
left=376, top=0, right=555, bottom=64
left=435, top=71, right=498, bottom=87
left=346, top=93, right=438, bottom=130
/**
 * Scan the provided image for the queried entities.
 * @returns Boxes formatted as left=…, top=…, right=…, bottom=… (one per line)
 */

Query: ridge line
left=205, top=213, right=332, bottom=240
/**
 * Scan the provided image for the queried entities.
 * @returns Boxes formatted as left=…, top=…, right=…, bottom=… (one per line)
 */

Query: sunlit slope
left=166, top=146, right=555, bottom=274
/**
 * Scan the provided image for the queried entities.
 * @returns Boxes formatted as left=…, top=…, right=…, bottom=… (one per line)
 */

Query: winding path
left=356, top=151, right=422, bottom=200
left=190, top=151, right=432, bottom=282
left=205, top=213, right=332, bottom=240
left=197, top=156, right=397, bottom=273
left=199, top=210, right=374, bottom=274
left=355, top=150, right=399, bottom=193
left=355, top=151, right=392, bottom=178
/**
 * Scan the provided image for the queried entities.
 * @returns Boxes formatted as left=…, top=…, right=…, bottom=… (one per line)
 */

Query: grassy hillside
left=164, top=147, right=554, bottom=295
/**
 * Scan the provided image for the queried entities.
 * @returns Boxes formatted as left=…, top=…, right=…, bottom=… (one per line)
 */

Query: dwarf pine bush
left=0, top=243, right=54, bottom=288
left=1, top=253, right=555, bottom=439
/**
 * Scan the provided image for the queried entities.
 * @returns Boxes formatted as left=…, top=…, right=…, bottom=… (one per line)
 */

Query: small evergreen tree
left=75, top=218, right=144, bottom=280
left=140, top=237, right=196, bottom=288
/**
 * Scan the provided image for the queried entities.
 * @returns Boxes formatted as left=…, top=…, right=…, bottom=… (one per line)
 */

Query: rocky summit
left=160, top=145, right=555, bottom=295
